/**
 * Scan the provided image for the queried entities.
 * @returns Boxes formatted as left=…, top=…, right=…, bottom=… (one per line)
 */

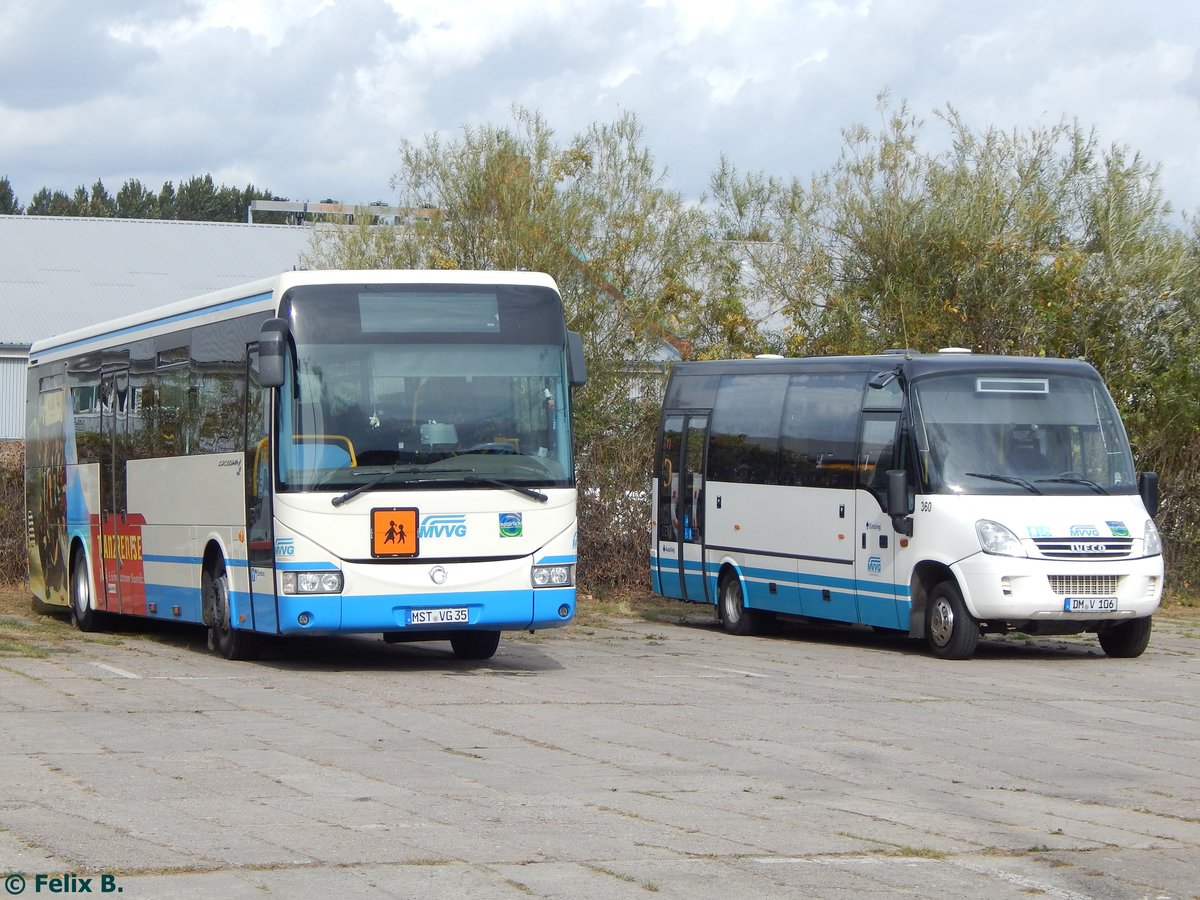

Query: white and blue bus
left=650, top=351, right=1163, bottom=659
left=26, top=270, right=586, bottom=660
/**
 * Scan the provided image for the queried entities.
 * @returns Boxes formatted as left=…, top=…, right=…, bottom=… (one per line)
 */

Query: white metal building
left=0, top=215, right=315, bottom=439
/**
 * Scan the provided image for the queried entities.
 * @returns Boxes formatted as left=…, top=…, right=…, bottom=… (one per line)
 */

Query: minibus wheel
left=926, top=581, right=978, bottom=660
left=205, top=563, right=260, bottom=661
left=719, top=573, right=760, bottom=636
left=450, top=630, right=501, bottom=660
left=1097, top=616, right=1152, bottom=658
left=69, top=546, right=103, bottom=633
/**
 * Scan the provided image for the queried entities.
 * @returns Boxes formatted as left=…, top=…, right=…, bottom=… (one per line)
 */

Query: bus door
left=98, top=368, right=130, bottom=613
left=245, top=347, right=277, bottom=632
left=854, top=412, right=902, bottom=629
left=655, top=413, right=710, bottom=601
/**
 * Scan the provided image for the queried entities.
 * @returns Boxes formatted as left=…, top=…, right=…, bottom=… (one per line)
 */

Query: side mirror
left=258, top=318, right=288, bottom=389
left=1138, top=471, right=1159, bottom=519
left=567, top=331, right=588, bottom=388
left=887, top=469, right=914, bottom=537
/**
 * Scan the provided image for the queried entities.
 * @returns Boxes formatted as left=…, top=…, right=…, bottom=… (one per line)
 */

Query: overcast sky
left=3, top=0, right=1199, bottom=218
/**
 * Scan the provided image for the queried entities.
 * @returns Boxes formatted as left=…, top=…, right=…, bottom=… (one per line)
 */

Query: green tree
left=305, top=106, right=712, bottom=589
left=710, top=94, right=1200, bottom=589
left=26, top=187, right=78, bottom=216
left=115, top=179, right=159, bottom=218
left=86, top=179, right=115, bottom=217
left=0, top=176, right=21, bottom=214
left=173, top=174, right=223, bottom=221
left=157, top=181, right=177, bottom=219
left=16, top=174, right=284, bottom=223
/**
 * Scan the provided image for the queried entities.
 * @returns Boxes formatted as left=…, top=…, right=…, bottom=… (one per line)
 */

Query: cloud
left=2, top=0, right=1199, bottom=217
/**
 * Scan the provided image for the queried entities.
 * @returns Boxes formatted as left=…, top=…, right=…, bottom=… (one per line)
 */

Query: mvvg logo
left=866, top=556, right=883, bottom=574
left=419, top=514, right=468, bottom=539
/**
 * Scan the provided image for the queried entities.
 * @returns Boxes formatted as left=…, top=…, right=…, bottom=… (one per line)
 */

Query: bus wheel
left=926, top=581, right=978, bottom=660
left=450, top=630, right=500, bottom=660
left=719, top=574, right=759, bottom=636
left=1098, top=616, right=1152, bottom=658
left=69, top=546, right=103, bottom=633
left=205, top=564, right=260, bottom=661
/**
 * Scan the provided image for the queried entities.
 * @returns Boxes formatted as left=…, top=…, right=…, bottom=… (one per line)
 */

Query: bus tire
left=1097, top=616, right=1152, bottom=658
left=926, top=580, right=978, bottom=660
left=205, top=564, right=260, bottom=661
left=69, top=545, right=103, bottom=633
left=450, top=630, right=500, bottom=660
left=719, top=573, right=760, bottom=636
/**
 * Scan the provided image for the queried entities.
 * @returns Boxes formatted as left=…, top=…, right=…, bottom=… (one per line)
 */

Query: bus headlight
left=532, top=564, right=574, bottom=588
left=281, top=571, right=344, bottom=594
left=975, top=520, right=1027, bottom=557
left=1144, top=519, right=1163, bottom=557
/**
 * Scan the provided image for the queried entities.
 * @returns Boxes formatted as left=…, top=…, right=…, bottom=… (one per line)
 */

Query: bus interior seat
left=1005, top=428, right=1050, bottom=475
left=293, top=435, right=355, bottom=468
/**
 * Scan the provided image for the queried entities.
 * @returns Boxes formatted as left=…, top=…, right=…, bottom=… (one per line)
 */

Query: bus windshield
left=910, top=370, right=1137, bottom=496
left=275, top=284, right=573, bottom=492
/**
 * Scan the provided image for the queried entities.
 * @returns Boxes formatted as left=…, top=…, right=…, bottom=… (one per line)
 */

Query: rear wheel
left=205, top=564, right=260, bottom=661
left=719, top=573, right=760, bottom=636
left=69, top=546, right=103, bottom=632
left=450, top=630, right=501, bottom=660
left=1098, top=616, right=1152, bottom=658
left=926, top=580, right=978, bottom=660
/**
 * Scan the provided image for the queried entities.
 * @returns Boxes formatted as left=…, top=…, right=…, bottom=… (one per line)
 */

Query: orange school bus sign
left=371, top=508, right=419, bottom=558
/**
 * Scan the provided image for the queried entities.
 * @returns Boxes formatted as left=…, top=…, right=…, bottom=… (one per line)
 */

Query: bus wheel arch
left=907, top=561, right=953, bottom=640
left=68, top=538, right=103, bottom=632
left=717, top=564, right=761, bottom=636
left=925, top=579, right=979, bottom=660
left=202, top=542, right=260, bottom=661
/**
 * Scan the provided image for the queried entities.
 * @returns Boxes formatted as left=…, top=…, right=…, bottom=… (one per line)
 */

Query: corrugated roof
left=0, top=215, right=315, bottom=346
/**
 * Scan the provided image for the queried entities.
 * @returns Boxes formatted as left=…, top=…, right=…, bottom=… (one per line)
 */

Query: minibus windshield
left=910, top=370, right=1138, bottom=495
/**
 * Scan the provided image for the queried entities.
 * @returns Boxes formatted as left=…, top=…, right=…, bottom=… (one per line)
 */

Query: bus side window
left=859, top=414, right=901, bottom=505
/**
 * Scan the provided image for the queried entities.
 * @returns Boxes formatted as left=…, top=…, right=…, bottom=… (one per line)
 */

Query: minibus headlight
left=281, top=570, right=344, bottom=594
left=975, top=520, right=1027, bottom=557
left=532, top=564, right=574, bottom=588
left=1144, top=519, right=1163, bottom=557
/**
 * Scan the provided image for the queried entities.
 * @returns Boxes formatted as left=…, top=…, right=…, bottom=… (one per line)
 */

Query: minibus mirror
left=567, top=331, right=588, bottom=388
left=1139, top=471, right=1159, bottom=519
left=887, top=469, right=914, bottom=536
left=258, top=318, right=288, bottom=389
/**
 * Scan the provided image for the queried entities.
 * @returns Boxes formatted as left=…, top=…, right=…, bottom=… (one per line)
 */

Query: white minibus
left=650, top=352, right=1162, bottom=659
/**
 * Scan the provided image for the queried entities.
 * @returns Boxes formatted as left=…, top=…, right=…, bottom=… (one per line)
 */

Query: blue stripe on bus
left=144, top=554, right=248, bottom=568
left=273, top=587, right=576, bottom=635
left=651, top=555, right=911, bottom=596
left=103, top=580, right=576, bottom=638
left=37, top=291, right=275, bottom=356
left=651, top=553, right=912, bottom=630
left=142, top=583, right=204, bottom=622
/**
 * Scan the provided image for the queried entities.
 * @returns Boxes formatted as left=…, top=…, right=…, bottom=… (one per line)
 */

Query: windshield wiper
left=964, top=472, right=1042, bottom=495
left=331, top=466, right=472, bottom=507
left=1035, top=476, right=1108, bottom=495
left=464, top=474, right=548, bottom=503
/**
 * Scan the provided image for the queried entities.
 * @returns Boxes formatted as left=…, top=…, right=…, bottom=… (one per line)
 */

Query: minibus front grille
left=1033, top=538, right=1133, bottom=559
left=1048, top=575, right=1120, bottom=596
